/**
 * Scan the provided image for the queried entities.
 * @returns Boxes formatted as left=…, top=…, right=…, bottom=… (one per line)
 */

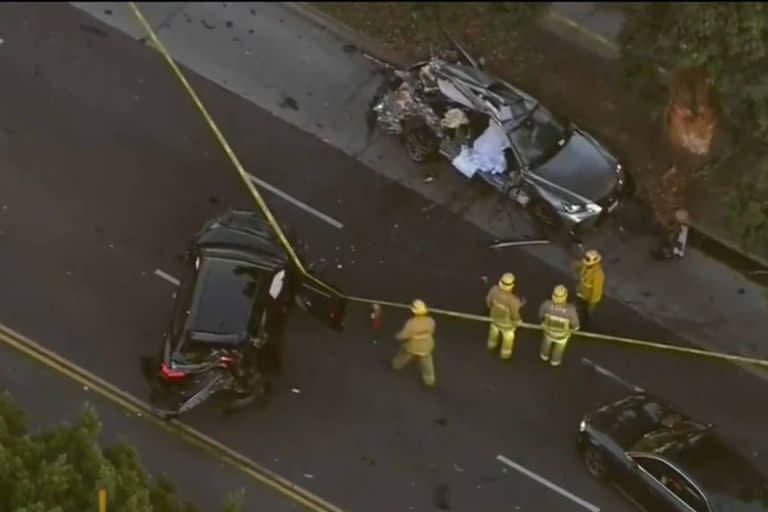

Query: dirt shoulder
left=318, top=3, right=766, bottom=265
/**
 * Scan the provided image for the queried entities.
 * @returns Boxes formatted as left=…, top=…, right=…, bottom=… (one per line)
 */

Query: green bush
left=727, top=151, right=768, bottom=256
left=320, top=2, right=549, bottom=54
left=619, top=3, right=768, bottom=142
left=0, top=392, right=242, bottom=512
left=407, top=2, right=549, bottom=39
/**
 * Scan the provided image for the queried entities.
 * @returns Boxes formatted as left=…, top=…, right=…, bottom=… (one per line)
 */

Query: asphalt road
left=0, top=340, right=303, bottom=511
left=1, top=5, right=767, bottom=512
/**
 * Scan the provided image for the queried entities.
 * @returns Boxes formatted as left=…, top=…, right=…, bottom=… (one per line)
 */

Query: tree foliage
left=727, top=151, right=768, bottom=255
left=0, top=393, right=242, bottom=512
left=321, top=2, right=549, bottom=59
left=405, top=2, right=550, bottom=41
left=619, top=3, right=768, bottom=142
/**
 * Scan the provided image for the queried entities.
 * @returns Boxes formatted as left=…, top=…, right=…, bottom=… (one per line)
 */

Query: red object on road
left=369, top=304, right=383, bottom=331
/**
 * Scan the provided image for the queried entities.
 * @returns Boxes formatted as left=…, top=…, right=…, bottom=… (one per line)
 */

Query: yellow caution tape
left=127, top=3, right=340, bottom=299
left=127, top=4, right=768, bottom=372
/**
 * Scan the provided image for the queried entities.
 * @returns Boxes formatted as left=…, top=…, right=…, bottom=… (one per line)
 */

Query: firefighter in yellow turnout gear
left=486, top=273, right=524, bottom=359
left=538, top=285, right=580, bottom=367
left=392, top=299, right=436, bottom=387
left=574, top=249, right=605, bottom=328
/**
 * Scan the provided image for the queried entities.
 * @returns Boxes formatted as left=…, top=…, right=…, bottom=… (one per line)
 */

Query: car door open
left=295, top=275, right=347, bottom=331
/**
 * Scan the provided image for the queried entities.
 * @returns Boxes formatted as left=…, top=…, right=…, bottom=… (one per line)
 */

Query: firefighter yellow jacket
left=575, top=262, right=605, bottom=305
left=395, top=315, right=436, bottom=356
left=485, top=285, right=523, bottom=328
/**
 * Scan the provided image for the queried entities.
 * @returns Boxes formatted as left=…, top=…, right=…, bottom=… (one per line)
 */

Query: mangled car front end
left=365, top=42, right=627, bottom=234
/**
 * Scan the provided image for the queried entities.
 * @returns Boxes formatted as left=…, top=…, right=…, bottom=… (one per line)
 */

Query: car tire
left=225, top=379, right=271, bottom=414
left=402, top=124, right=438, bottom=164
left=530, top=198, right=562, bottom=229
left=583, top=445, right=610, bottom=481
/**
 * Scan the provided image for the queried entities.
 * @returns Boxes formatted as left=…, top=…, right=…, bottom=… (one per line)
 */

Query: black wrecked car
left=141, top=209, right=346, bottom=418
left=366, top=33, right=627, bottom=234
left=578, top=393, right=768, bottom=512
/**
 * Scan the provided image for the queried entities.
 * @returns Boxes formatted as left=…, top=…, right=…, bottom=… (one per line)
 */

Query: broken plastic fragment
left=291, top=388, right=301, bottom=394
left=304, top=473, right=314, bottom=479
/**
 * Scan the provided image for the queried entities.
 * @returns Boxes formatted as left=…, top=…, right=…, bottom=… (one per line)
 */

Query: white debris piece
left=441, top=108, right=469, bottom=129
left=269, top=270, right=285, bottom=299
left=452, top=120, right=510, bottom=178
left=304, top=473, right=314, bottom=479
left=291, top=388, right=301, bottom=394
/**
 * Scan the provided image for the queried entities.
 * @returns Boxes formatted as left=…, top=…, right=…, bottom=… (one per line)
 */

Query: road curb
left=539, top=9, right=620, bottom=61
left=282, top=2, right=410, bottom=67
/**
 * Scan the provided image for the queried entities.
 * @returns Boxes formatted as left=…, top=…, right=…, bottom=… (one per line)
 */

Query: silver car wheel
left=584, top=445, right=609, bottom=481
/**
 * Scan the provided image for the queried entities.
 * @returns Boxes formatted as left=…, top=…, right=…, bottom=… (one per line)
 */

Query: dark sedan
left=145, top=209, right=346, bottom=415
left=577, top=393, right=768, bottom=512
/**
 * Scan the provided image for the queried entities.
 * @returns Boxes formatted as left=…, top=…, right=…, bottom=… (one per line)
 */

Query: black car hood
left=586, top=394, right=675, bottom=450
left=532, top=129, right=617, bottom=202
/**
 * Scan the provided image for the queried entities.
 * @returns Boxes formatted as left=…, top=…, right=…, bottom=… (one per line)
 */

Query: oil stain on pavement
left=280, top=96, right=299, bottom=111
left=434, top=483, right=451, bottom=510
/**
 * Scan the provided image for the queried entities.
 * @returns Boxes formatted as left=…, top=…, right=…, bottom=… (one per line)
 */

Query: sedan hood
left=586, top=394, right=675, bottom=450
left=532, top=129, right=617, bottom=202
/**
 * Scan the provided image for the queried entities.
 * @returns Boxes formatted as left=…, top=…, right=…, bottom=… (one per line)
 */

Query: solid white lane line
left=613, top=484, right=649, bottom=512
left=154, top=269, right=180, bottom=287
left=496, top=455, right=601, bottom=512
left=246, top=173, right=344, bottom=229
left=580, top=357, right=645, bottom=393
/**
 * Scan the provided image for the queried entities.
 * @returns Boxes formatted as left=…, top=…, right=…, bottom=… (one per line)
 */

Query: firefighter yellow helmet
left=499, top=272, right=515, bottom=291
left=583, top=249, right=602, bottom=266
left=552, top=285, right=568, bottom=304
left=411, top=299, right=428, bottom=315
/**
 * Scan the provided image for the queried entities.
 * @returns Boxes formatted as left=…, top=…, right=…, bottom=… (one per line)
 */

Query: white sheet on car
left=451, top=119, right=510, bottom=178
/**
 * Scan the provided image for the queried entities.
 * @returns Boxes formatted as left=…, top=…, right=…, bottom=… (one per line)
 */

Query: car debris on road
left=488, top=239, right=550, bottom=249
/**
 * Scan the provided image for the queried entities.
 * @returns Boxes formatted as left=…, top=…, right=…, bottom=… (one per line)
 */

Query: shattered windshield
left=507, top=105, right=568, bottom=169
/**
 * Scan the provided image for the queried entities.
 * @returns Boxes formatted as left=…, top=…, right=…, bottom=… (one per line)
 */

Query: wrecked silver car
left=365, top=38, right=627, bottom=233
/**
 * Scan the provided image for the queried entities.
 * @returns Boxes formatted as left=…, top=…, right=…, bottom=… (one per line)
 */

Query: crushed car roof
left=195, top=210, right=288, bottom=271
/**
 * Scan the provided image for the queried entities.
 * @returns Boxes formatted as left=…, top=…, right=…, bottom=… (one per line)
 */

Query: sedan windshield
left=507, top=105, right=568, bottom=169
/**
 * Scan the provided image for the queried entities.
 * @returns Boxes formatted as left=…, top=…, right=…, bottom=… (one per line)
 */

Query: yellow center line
left=0, top=322, right=343, bottom=512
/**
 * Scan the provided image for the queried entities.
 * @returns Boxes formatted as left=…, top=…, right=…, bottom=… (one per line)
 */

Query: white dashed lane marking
left=496, top=454, right=601, bottom=512
left=247, top=173, right=344, bottom=230
left=581, top=357, right=644, bottom=393
left=154, top=268, right=180, bottom=287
